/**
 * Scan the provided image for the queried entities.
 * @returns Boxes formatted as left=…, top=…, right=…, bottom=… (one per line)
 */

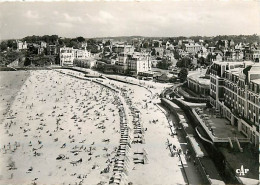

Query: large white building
left=60, top=47, right=75, bottom=66
left=184, top=43, right=202, bottom=54
left=74, top=48, right=91, bottom=60
left=60, top=47, right=91, bottom=66
left=17, top=40, right=27, bottom=50
left=210, top=61, right=259, bottom=147
left=127, top=52, right=151, bottom=74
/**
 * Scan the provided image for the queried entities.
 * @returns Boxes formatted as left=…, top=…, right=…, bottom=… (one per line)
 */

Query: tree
left=206, top=101, right=213, bottom=108
left=104, top=40, right=111, bottom=46
left=181, top=57, right=191, bottom=68
left=178, top=68, right=188, bottom=82
left=142, top=42, right=149, bottom=48
left=76, top=36, right=85, bottom=42
left=24, top=57, right=31, bottom=66
left=0, top=41, right=7, bottom=51
left=176, top=60, right=183, bottom=68
left=87, top=39, right=97, bottom=45
left=206, top=53, right=214, bottom=64
left=156, top=58, right=171, bottom=70
left=173, top=50, right=180, bottom=60
left=176, top=57, right=191, bottom=68
left=154, top=41, right=160, bottom=47
left=169, top=76, right=178, bottom=83
left=151, top=49, right=156, bottom=56
left=68, top=40, right=80, bottom=49
left=198, top=57, right=206, bottom=66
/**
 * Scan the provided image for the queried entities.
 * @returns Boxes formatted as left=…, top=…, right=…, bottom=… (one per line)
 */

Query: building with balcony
left=184, top=43, right=202, bottom=54
left=74, top=48, right=91, bottom=60
left=60, top=47, right=75, bottom=66
left=187, top=69, right=210, bottom=97
left=223, top=50, right=244, bottom=61
left=17, top=40, right=27, bottom=50
left=127, top=52, right=151, bottom=75
left=209, top=60, right=259, bottom=147
left=60, top=47, right=91, bottom=66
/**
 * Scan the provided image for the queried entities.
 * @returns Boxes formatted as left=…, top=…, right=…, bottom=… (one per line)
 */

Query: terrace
left=193, top=108, right=249, bottom=143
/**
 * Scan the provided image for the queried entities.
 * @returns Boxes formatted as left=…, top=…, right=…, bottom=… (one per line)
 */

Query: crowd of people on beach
left=0, top=69, right=186, bottom=185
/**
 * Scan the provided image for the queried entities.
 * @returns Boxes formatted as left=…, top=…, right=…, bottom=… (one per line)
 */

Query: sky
left=0, top=0, right=260, bottom=40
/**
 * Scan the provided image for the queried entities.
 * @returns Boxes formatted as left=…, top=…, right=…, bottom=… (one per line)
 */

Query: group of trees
left=0, top=40, right=17, bottom=51
left=60, top=36, right=87, bottom=49
left=20, top=35, right=100, bottom=51
left=24, top=54, right=56, bottom=67
left=178, top=68, right=188, bottom=82
left=0, top=34, right=103, bottom=67
left=176, top=56, right=192, bottom=68
left=0, top=51, right=25, bottom=66
left=156, top=58, right=172, bottom=70
left=167, top=34, right=260, bottom=46
left=23, top=35, right=60, bottom=44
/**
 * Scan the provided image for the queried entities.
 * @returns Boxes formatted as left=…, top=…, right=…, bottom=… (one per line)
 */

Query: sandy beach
left=0, top=69, right=185, bottom=185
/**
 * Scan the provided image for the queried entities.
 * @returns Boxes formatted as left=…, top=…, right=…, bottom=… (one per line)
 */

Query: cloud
left=0, top=1, right=259, bottom=39
left=24, top=10, right=39, bottom=19
left=63, top=13, right=83, bottom=23
left=99, top=10, right=114, bottom=20
left=86, top=10, right=116, bottom=24
left=57, top=22, right=73, bottom=28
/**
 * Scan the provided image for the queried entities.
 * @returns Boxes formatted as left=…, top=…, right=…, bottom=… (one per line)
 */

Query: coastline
left=0, top=70, right=31, bottom=122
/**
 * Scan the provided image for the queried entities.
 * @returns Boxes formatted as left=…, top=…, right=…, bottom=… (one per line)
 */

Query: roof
left=187, top=69, right=210, bottom=85
left=248, top=63, right=260, bottom=72
left=185, top=43, right=201, bottom=47
left=228, top=68, right=242, bottom=77
left=251, top=79, right=260, bottom=85
left=242, top=63, right=260, bottom=75
left=154, top=47, right=164, bottom=51
left=213, top=60, right=254, bottom=66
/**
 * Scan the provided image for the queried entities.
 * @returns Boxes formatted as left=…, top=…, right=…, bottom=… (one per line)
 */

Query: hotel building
left=210, top=61, right=260, bottom=147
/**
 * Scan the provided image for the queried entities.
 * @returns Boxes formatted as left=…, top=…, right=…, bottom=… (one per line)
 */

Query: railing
left=177, top=87, right=209, bottom=103
left=193, top=108, right=250, bottom=143
left=228, top=137, right=233, bottom=149
left=235, top=137, right=250, bottom=143
left=235, top=137, right=243, bottom=152
left=192, top=109, right=218, bottom=142
left=195, top=127, right=214, bottom=145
